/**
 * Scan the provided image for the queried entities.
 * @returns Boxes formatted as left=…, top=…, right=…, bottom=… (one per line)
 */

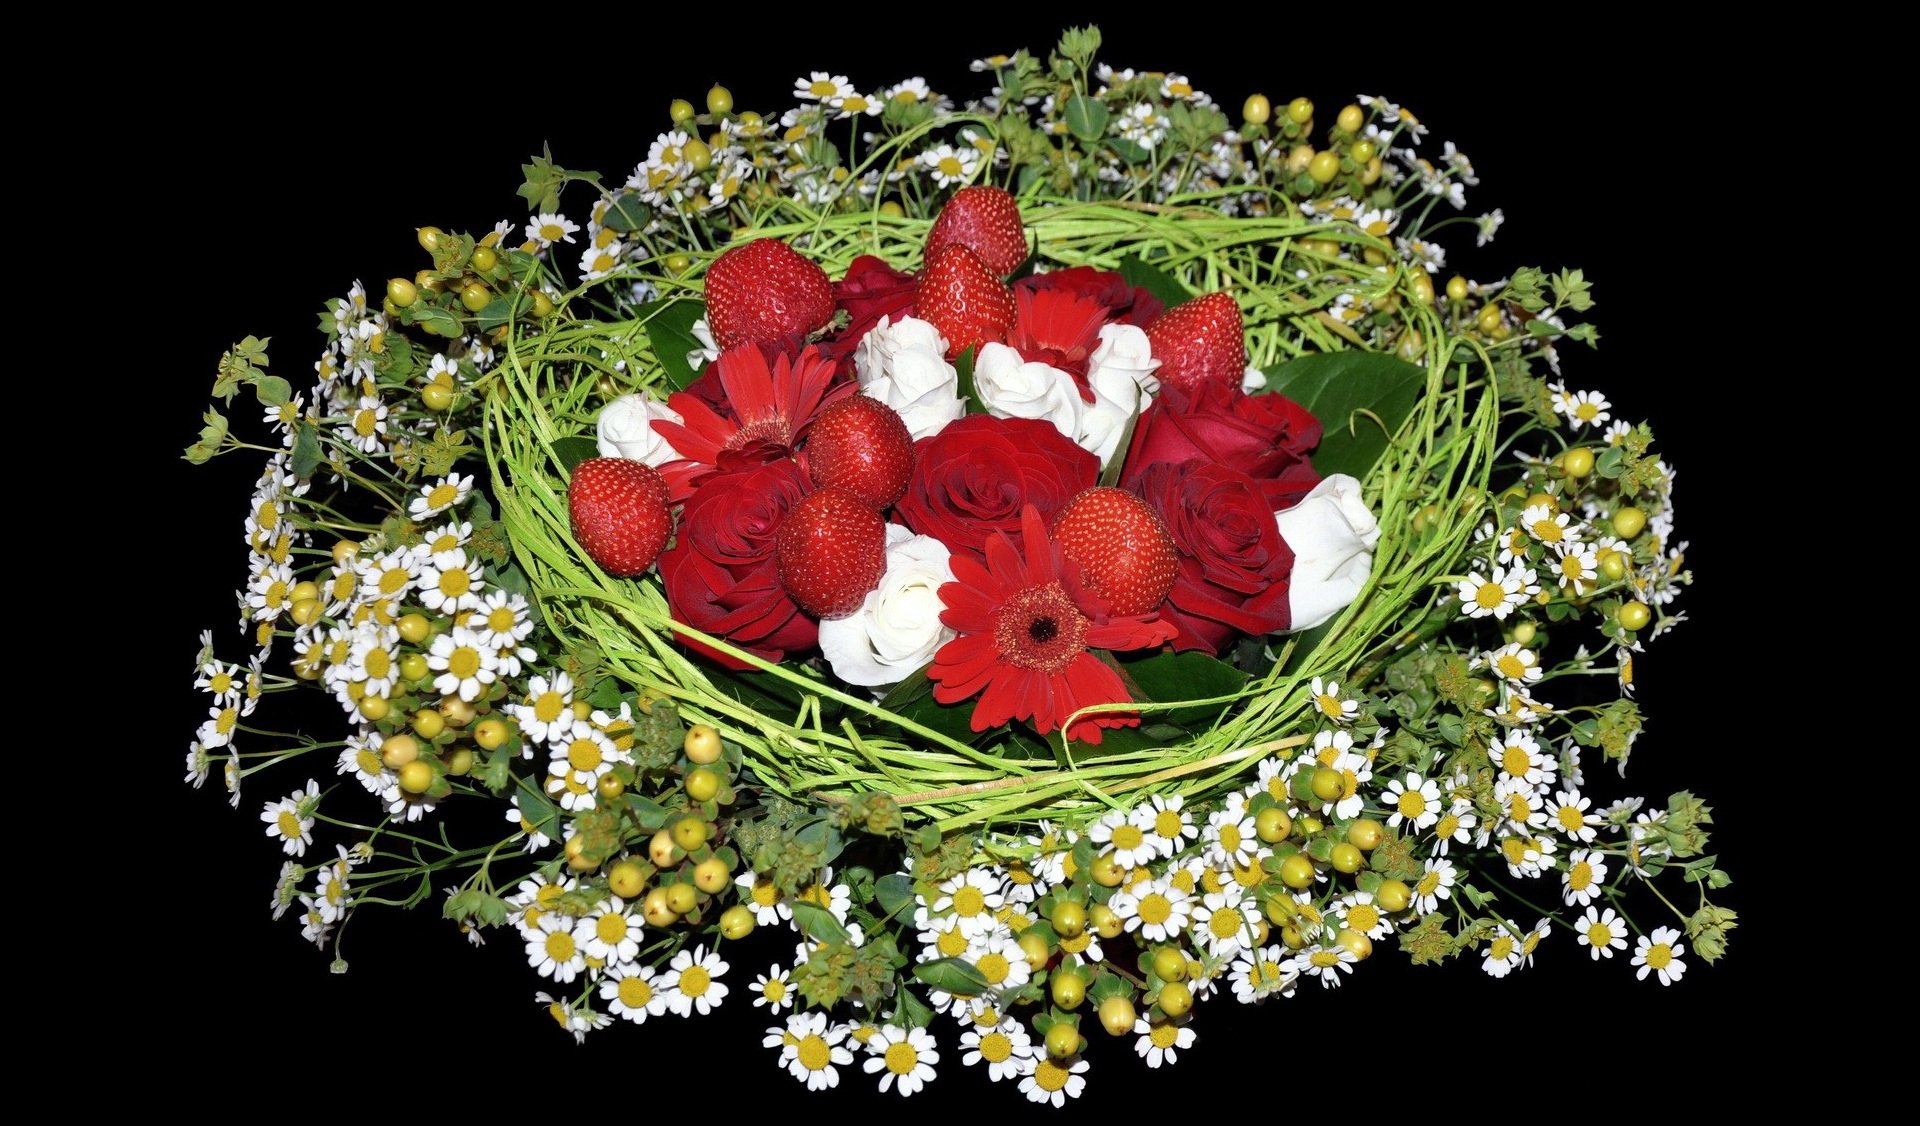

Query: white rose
left=1075, top=324, right=1161, bottom=467
left=974, top=342, right=1085, bottom=440
left=688, top=318, right=720, bottom=370
left=818, top=526, right=957, bottom=689
left=1274, top=474, right=1381, bottom=631
left=596, top=393, right=684, bottom=467
left=854, top=317, right=966, bottom=441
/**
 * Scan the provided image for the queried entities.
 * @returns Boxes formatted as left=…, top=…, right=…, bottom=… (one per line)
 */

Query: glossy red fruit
left=1144, top=292, right=1248, bottom=395
left=805, top=395, right=915, bottom=509
left=917, top=244, right=1017, bottom=360
left=926, top=185, right=1027, bottom=277
left=1051, top=486, right=1178, bottom=615
left=704, top=238, right=835, bottom=351
left=568, top=458, right=672, bottom=577
left=775, top=487, right=887, bottom=618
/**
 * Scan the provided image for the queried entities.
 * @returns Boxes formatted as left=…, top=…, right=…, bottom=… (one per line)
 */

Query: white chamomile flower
left=1559, top=390, right=1612, bottom=430
left=863, top=1024, right=938, bottom=1096
left=1020, top=1054, right=1088, bottom=1107
left=1335, top=891, right=1393, bottom=941
left=1204, top=802, right=1260, bottom=870
left=1383, top=772, right=1442, bottom=831
left=1309, top=676, right=1360, bottom=723
left=1520, top=502, right=1576, bottom=547
left=968, top=930, right=1033, bottom=994
left=357, top=547, right=417, bottom=603
left=576, top=896, right=640, bottom=964
left=960, top=1018, right=1035, bottom=1083
left=1088, top=807, right=1158, bottom=870
left=661, top=944, right=730, bottom=1016
left=1457, top=564, right=1540, bottom=620
left=1110, top=876, right=1192, bottom=943
left=268, top=860, right=299, bottom=920
left=790, top=868, right=854, bottom=927
left=344, top=394, right=388, bottom=452
left=1485, top=642, right=1543, bottom=684
left=260, top=779, right=318, bottom=856
left=184, top=740, right=213, bottom=789
left=1482, top=924, right=1522, bottom=977
left=509, top=672, right=575, bottom=748
left=416, top=548, right=485, bottom=615
left=1475, top=208, right=1505, bottom=246
left=408, top=473, right=473, bottom=520
left=337, top=731, right=391, bottom=795
left=536, top=992, right=610, bottom=1044
left=766, top=1010, right=855, bottom=1090
left=470, top=589, right=533, bottom=652
left=601, top=963, right=666, bottom=1024
left=310, top=847, right=353, bottom=923
left=1230, top=944, right=1299, bottom=1003
left=428, top=626, right=498, bottom=702
left=1491, top=730, right=1553, bottom=789
left=1136, top=794, right=1196, bottom=857
left=579, top=240, right=626, bottom=282
left=1498, top=831, right=1555, bottom=878
left=1191, top=890, right=1256, bottom=959
left=546, top=720, right=619, bottom=811
left=795, top=72, right=854, bottom=101
left=752, top=965, right=794, bottom=1012
left=1135, top=1018, right=1196, bottom=1068
left=737, top=871, right=791, bottom=926
left=195, top=659, right=243, bottom=706
left=919, top=143, right=980, bottom=187
left=1413, top=857, right=1456, bottom=914
left=929, top=868, right=1007, bottom=939
left=526, top=911, right=587, bottom=983
left=1562, top=848, right=1609, bottom=907
left=525, top=212, right=580, bottom=249
left=1632, top=926, right=1688, bottom=985
left=830, top=89, right=881, bottom=118
left=1550, top=543, right=1599, bottom=591
left=1547, top=789, right=1602, bottom=842
left=1520, top=918, right=1551, bottom=968
left=1577, top=906, right=1629, bottom=960
left=347, top=623, right=401, bottom=700
left=505, top=793, right=552, bottom=851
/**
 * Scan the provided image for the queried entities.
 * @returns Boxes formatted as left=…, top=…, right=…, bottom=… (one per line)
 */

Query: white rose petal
left=855, top=316, right=966, bottom=441
left=1274, top=474, right=1381, bottom=631
left=596, top=393, right=684, bottom=467
left=818, top=526, right=957, bottom=690
left=1075, top=324, right=1160, bottom=467
left=974, top=342, right=1085, bottom=441
left=1241, top=364, right=1268, bottom=393
left=688, top=318, right=720, bottom=370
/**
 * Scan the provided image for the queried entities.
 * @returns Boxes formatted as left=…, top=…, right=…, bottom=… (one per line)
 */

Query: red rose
left=820, top=255, right=919, bottom=374
left=1119, top=381, right=1322, bottom=508
left=895, top=415, right=1098, bottom=567
left=1017, top=266, right=1164, bottom=328
left=1130, top=459, right=1295, bottom=654
left=658, top=459, right=817, bottom=669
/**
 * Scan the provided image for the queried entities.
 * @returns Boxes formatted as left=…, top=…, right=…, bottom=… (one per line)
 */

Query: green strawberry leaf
left=1263, top=351, right=1426, bottom=481
left=640, top=298, right=708, bottom=391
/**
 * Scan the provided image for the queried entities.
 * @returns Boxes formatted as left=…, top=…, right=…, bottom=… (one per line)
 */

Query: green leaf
left=550, top=435, right=598, bottom=472
left=875, top=873, right=916, bottom=920
left=1108, top=137, right=1151, bottom=164
left=512, top=774, right=562, bottom=843
left=476, top=297, right=519, bottom=333
left=893, top=988, right=936, bottom=1029
left=1063, top=95, right=1110, bottom=143
left=794, top=819, right=847, bottom=867
left=253, top=375, right=292, bottom=407
left=600, top=191, right=652, bottom=232
left=624, top=793, right=670, bottom=831
left=790, top=901, right=851, bottom=945
left=1117, top=255, right=1193, bottom=311
left=1117, top=649, right=1248, bottom=727
left=1263, top=351, right=1426, bottom=481
left=877, top=666, right=982, bottom=747
left=289, top=422, right=322, bottom=478
left=641, top=299, right=707, bottom=391
left=913, top=957, right=989, bottom=995
left=409, top=303, right=463, bottom=339
left=952, top=344, right=986, bottom=414
left=183, top=408, right=229, bottom=465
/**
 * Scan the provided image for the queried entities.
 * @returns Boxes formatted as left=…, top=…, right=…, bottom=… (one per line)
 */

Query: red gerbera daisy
left=651, top=343, right=853, bottom=497
left=930, top=505, right=1177, bottom=744
left=1007, top=286, right=1109, bottom=401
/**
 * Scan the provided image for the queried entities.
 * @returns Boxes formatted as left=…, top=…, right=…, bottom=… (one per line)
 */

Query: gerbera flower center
left=724, top=416, right=792, bottom=452
left=993, top=582, right=1088, bottom=673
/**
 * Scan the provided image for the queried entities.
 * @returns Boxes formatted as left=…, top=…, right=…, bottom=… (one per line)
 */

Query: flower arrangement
left=183, top=28, right=1731, bottom=1099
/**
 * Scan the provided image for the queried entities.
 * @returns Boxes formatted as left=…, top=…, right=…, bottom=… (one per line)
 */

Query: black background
left=141, top=20, right=1784, bottom=1101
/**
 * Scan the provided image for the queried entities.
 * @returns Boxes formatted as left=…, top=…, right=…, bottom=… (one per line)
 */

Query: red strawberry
left=1144, top=292, right=1248, bottom=395
left=804, top=395, right=915, bottom=509
left=775, top=487, right=888, bottom=619
left=926, top=185, right=1027, bottom=278
left=704, top=238, right=836, bottom=351
left=568, top=458, right=672, bottom=577
left=1051, top=487, right=1177, bottom=616
left=917, top=244, right=1016, bottom=360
